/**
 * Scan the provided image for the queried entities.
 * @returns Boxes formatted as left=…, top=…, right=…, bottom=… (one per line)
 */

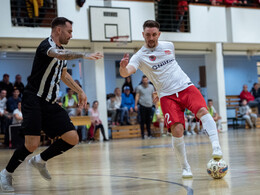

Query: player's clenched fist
left=120, top=53, right=129, bottom=68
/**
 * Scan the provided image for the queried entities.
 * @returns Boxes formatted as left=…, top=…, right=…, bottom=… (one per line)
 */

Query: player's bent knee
left=171, top=123, right=184, bottom=137
left=61, top=130, right=79, bottom=145
left=24, top=136, right=40, bottom=152
left=69, top=134, right=79, bottom=146
left=196, top=107, right=208, bottom=119
left=25, top=143, right=39, bottom=153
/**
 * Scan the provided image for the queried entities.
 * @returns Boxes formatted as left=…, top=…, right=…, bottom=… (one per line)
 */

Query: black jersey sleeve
left=37, top=38, right=55, bottom=57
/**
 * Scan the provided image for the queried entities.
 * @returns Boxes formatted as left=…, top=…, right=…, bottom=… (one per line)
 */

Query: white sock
left=159, top=122, right=164, bottom=134
left=217, top=119, right=222, bottom=130
left=196, top=122, right=200, bottom=131
left=35, top=154, right=46, bottom=163
left=172, top=136, right=190, bottom=169
left=191, top=123, right=196, bottom=131
left=2, top=169, right=12, bottom=176
left=200, top=113, right=220, bottom=149
left=185, top=122, right=189, bottom=131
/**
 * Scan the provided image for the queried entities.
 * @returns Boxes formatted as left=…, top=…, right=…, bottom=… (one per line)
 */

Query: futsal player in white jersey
left=119, top=20, right=223, bottom=178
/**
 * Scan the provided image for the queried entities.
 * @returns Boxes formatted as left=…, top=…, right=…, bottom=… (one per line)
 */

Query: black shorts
left=21, top=90, right=75, bottom=138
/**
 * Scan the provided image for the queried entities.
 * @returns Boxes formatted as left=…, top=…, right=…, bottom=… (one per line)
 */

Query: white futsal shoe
left=29, top=156, right=52, bottom=180
left=0, top=170, right=14, bottom=192
left=190, top=130, right=196, bottom=135
left=185, top=131, right=192, bottom=136
left=212, top=146, right=223, bottom=160
left=182, top=168, right=193, bottom=178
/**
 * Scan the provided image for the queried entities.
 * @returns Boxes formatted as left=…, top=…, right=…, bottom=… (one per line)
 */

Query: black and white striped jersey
left=26, top=36, right=67, bottom=103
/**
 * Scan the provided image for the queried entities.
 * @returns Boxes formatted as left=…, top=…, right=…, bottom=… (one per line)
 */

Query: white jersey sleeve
left=128, top=53, right=141, bottom=71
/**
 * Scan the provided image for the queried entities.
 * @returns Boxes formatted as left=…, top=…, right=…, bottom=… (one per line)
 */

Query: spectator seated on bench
left=184, top=109, right=200, bottom=135
left=80, top=102, right=90, bottom=142
left=207, top=99, right=223, bottom=132
left=239, top=99, right=257, bottom=129
left=0, top=89, right=8, bottom=134
left=4, top=88, right=21, bottom=146
left=8, top=101, right=24, bottom=148
left=62, top=88, right=81, bottom=117
left=88, top=101, right=109, bottom=142
left=240, top=84, right=260, bottom=114
left=107, top=94, right=119, bottom=126
left=120, top=86, right=135, bottom=125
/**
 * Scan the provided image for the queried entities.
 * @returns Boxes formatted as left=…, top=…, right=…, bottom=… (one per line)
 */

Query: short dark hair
left=143, top=20, right=160, bottom=30
left=51, top=17, right=73, bottom=29
left=208, top=99, right=213, bottom=102
left=93, top=100, right=98, bottom=106
left=13, top=87, right=20, bottom=93
left=142, top=75, right=147, bottom=79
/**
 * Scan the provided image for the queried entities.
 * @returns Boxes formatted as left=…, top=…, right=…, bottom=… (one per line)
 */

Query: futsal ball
left=207, top=158, right=228, bottom=179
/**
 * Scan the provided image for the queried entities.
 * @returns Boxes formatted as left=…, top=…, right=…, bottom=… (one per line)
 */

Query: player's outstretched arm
left=119, top=53, right=136, bottom=78
left=48, top=48, right=103, bottom=60
left=61, top=68, right=87, bottom=109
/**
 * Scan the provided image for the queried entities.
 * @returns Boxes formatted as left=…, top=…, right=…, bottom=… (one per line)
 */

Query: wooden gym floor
left=1, top=128, right=260, bottom=195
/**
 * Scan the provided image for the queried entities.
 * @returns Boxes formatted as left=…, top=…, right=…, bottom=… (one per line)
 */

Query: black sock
left=6, top=145, right=32, bottom=173
left=40, top=139, right=74, bottom=161
left=100, top=126, right=108, bottom=140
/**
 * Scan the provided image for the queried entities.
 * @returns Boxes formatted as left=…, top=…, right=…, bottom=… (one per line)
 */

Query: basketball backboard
left=89, top=6, right=132, bottom=42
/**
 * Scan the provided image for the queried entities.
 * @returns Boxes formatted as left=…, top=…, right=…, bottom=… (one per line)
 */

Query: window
left=11, top=0, right=57, bottom=27
left=155, top=0, right=190, bottom=32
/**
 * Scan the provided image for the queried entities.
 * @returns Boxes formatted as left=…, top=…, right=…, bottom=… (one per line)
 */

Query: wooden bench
left=233, top=106, right=259, bottom=129
left=232, top=107, right=246, bottom=129
left=0, top=134, right=4, bottom=144
left=70, top=116, right=91, bottom=126
left=111, top=124, right=168, bottom=139
left=255, top=118, right=260, bottom=128
left=226, top=95, right=240, bottom=109
left=111, top=125, right=141, bottom=139
left=151, top=125, right=169, bottom=137
left=226, top=95, right=259, bottom=128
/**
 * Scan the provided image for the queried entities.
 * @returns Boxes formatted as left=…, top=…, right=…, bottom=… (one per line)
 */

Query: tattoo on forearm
left=65, top=77, right=82, bottom=94
left=66, top=78, right=79, bottom=93
left=49, top=49, right=86, bottom=60
left=58, top=50, right=84, bottom=60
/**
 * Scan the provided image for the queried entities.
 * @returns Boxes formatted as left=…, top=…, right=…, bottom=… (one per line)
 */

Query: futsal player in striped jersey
left=0, top=17, right=103, bottom=192
left=119, top=20, right=223, bottom=178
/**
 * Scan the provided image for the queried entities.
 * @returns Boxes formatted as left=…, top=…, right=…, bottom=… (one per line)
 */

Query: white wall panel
left=160, top=5, right=227, bottom=42
left=229, top=7, right=260, bottom=43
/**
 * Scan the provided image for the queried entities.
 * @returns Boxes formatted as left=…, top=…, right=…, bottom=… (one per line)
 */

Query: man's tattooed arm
left=48, top=48, right=85, bottom=60
left=61, top=69, right=83, bottom=94
left=48, top=48, right=103, bottom=60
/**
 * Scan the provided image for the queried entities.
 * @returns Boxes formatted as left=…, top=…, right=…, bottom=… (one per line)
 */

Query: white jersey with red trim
left=128, top=41, right=193, bottom=98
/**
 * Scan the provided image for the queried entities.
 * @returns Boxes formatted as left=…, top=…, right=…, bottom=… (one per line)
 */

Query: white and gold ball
left=207, top=158, right=228, bottom=179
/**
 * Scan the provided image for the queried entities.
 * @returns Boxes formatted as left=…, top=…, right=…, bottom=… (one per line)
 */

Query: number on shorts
left=165, top=113, right=172, bottom=124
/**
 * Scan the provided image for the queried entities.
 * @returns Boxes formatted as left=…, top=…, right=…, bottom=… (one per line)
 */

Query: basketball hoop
left=110, top=35, right=129, bottom=46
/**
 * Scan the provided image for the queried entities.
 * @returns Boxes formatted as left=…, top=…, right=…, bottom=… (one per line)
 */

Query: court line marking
left=53, top=173, right=193, bottom=195
left=136, top=142, right=210, bottom=149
